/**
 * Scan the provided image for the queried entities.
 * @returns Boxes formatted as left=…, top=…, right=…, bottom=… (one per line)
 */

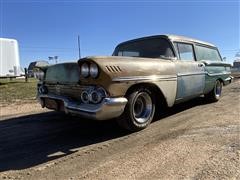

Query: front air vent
left=105, top=66, right=122, bottom=73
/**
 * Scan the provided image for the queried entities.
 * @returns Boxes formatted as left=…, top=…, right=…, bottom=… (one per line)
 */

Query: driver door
left=174, top=42, right=205, bottom=101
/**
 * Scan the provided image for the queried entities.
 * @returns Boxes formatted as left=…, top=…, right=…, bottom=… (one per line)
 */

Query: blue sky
left=0, top=0, right=239, bottom=67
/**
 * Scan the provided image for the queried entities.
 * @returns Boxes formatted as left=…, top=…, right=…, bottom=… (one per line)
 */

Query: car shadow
left=157, top=96, right=210, bottom=120
left=0, top=112, right=129, bottom=172
left=0, top=96, right=209, bottom=172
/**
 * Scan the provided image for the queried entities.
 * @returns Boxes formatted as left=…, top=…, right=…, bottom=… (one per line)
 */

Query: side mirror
left=223, top=57, right=227, bottom=61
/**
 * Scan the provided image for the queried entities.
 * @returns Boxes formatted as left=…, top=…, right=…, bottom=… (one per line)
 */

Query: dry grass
left=0, top=78, right=38, bottom=105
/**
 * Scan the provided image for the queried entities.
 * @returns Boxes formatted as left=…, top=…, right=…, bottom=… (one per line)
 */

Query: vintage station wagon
left=37, top=35, right=232, bottom=131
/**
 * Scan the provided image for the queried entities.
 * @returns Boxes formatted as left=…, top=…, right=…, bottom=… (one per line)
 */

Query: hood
left=78, top=56, right=176, bottom=79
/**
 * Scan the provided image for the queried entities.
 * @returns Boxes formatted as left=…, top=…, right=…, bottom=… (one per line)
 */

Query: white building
left=0, top=38, right=24, bottom=77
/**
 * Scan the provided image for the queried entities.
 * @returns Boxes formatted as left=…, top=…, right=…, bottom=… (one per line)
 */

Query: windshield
left=113, top=37, right=175, bottom=59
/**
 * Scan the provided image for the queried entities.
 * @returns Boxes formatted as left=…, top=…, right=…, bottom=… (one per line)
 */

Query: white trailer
left=0, top=38, right=24, bottom=78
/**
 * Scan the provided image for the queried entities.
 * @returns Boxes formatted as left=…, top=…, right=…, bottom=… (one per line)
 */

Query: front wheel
left=117, top=88, right=155, bottom=131
left=205, top=80, right=223, bottom=102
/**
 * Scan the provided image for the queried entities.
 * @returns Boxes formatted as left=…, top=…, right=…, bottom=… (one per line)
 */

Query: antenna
left=78, top=35, right=81, bottom=59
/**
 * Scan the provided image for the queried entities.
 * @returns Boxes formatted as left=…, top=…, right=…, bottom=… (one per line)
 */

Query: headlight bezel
left=38, top=85, right=48, bottom=94
left=89, top=63, right=99, bottom=78
left=80, top=87, right=107, bottom=104
left=80, top=62, right=90, bottom=78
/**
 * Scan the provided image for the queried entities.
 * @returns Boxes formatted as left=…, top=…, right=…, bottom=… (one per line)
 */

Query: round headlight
left=90, top=63, right=99, bottom=78
left=38, top=85, right=48, bottom=94
left=81, top=91, right=89, bottom=103
left=90, top=90, right=101, bottom=104
left=81, top=63, right=89, bottom=78
left=89, top=87, right=107, bottom=104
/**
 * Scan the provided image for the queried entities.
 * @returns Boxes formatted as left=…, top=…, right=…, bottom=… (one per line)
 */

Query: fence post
left=24, top=68, right=28, bottom=82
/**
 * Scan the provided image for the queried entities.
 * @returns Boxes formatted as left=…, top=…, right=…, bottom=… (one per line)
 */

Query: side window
left=195, top=45, right=222, bottom=61
left=176, top=43, right=195, bottom=61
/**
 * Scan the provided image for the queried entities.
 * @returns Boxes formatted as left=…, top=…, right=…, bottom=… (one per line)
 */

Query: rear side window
left=175, top=43, right=195, bottom=61
left=195, top=45, right=222, bottom=61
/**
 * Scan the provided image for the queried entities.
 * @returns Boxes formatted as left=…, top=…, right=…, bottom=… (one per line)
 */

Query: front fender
left=78, top=56, right=177, bottom=107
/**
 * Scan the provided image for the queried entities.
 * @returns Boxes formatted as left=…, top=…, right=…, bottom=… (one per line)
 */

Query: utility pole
left=54, top=56, right=58, bottom=64
left=78, top=35, right=81, bottom=59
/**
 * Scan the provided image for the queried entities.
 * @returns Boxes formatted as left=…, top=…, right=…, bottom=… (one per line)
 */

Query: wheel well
left=208, top=78, right=223, bottom=93
left=125, top=83, right=168, bottom=119
left=217, top=78, right=224, bottom=84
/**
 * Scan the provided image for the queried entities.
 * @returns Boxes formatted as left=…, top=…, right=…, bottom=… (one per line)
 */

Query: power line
left=20, top=46, right=240, bottom=52
left=21, top=47, right=77, bottom=50
left=78, top=35, right=81, bottom=59
left=20, top=49, right=77, bottom=52
left=221, top=49, right=240, bottom=52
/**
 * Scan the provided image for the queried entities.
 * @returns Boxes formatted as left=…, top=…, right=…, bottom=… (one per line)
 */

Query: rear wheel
left=117, top=88, right=155, bottom=131
left=205, top=80, right=223, bottom=102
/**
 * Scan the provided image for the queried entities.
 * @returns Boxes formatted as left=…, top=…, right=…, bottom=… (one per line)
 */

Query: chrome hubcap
left=215, top=81, right=222, bottom=97
left=133, top=92, right=153, bottom=124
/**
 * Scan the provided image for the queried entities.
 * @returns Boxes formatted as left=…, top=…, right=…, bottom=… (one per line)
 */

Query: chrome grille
left=46, top=84, right=89, bottom=100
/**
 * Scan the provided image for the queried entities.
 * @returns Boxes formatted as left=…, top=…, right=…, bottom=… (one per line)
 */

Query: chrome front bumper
left=38, top=94, right=128, bottom=120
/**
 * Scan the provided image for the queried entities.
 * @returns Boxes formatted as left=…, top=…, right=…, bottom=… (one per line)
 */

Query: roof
left=0, top=38, right=18, bottom=43
left=165, top=34, right=216, bottom=47
left=116, top=34, right=216, bottom=48
left=28, top=60, right=49, bottom=70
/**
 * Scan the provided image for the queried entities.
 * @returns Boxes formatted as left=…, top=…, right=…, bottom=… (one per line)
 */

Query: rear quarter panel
left=203, top=61, right=232, bottom=94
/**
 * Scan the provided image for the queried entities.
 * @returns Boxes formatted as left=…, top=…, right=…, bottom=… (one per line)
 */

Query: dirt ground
left=0, top=80, right=239, bottom=180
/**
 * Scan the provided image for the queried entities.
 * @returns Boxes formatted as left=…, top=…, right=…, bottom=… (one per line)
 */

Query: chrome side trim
left=177, top=72, right=205, bottom=77
left=114, top=71, right=230, bottom=81
left=206, top=72, right=231, bottom=76
left=178, top=71, right=231, bottom=77
left=38, top=94, right=128, bottom=120
left=112, top=75, right=177, bottom=82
